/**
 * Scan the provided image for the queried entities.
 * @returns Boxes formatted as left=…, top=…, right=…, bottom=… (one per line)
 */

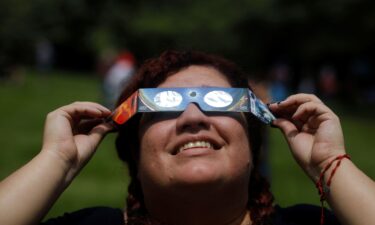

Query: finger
left=268, top=100, right=299, bottom=119
left=77, top=119, right=116, bottom=134
left=60, top=102, right=111, bottom=118
left=269, top=94, right=323, bottom=113
left=75, top=118, right=105, bottom=134
left=291, top=101, right=332, bottom=123
left=71, top=101, right=111, bottom=114
left=300, top=114, right=320, bottom=132
left=283, top=93, right=323, bottom=105
left=86, top=122, right=115, bottom=145
left=57, top=103, right=111, bottom=126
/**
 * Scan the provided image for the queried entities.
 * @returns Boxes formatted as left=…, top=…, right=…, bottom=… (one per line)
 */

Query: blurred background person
left=298, top=74, right=316, bottom=95
left=317, top=65, right=339, bottom=101
left=349, top=58, right=375, bottom=104
left=35, top=37, right=54, bottom=73
left=102, top=51, right=136, bottom=109
left=268, top=62, right=291, bottom=103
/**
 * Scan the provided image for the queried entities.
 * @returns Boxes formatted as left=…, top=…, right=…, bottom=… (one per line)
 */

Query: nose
left=176, top=103, right=210, bottom=134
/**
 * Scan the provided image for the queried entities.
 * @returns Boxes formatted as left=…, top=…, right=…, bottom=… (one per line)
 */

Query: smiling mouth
left=176, top=141, right=216, bottom=154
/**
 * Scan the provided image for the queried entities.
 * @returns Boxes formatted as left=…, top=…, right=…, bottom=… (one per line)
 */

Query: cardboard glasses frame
left=109, top=87, right=275, bottom=125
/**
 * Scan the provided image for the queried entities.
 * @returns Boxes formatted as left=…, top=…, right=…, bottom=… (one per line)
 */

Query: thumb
left=272, top=118, right=299, bottom=140
left=88, top=122, right=115, bottom=144
left=74, top=122, right=115, bottom=162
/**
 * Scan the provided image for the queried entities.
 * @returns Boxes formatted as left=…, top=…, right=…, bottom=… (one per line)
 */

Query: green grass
left=269, top=104, right=375, bottom=207
left=0, top=70, right=374, bottom=219
left=0, top=71, right=128, bottom=219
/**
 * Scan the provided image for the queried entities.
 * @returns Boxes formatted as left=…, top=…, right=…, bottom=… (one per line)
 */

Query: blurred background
left=1, top=0, right=375, bottom=220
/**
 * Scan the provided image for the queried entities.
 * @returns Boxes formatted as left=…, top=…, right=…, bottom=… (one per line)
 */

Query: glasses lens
left=154, top=91, right=183, bottom=108
left=204, top=90, right=233, bottom=108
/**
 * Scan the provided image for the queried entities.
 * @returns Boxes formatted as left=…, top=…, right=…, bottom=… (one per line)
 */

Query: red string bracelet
left=316, top=154, right=351, bottom=225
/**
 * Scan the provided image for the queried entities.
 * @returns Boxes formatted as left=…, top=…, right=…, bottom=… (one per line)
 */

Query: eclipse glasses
left=110, top=87, right=275, bottom=125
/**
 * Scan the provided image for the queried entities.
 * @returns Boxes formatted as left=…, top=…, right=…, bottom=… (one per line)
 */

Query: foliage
left=1, top=0, right=375, bottom=72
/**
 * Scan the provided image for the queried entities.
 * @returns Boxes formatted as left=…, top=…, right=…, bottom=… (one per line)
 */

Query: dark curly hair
left=115, top=50, right=274, bottom=225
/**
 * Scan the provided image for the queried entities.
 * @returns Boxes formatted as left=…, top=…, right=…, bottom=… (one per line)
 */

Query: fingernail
left=267, top=102, right=277, bottom=106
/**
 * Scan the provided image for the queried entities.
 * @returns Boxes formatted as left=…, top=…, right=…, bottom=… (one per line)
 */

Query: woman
left=0, top=50, right=374, bottom=225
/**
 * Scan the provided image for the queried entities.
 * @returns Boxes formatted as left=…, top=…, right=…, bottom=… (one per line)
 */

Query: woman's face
left=138, top=65, right=252, bottom=192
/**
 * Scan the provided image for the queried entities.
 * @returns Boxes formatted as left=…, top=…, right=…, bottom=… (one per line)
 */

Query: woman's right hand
left=0, top=102, right=114, bottom=225
left=41, top=102, right=113, bottom=182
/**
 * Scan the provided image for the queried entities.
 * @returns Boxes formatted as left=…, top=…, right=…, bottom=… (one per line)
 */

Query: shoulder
left=41, top=207, right=124, bottom=225
left=272, top=204, right=341, bottom=225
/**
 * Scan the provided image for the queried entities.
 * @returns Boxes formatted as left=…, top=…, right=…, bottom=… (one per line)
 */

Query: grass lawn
left=0, top=70, right=374, bottom=219
left=269, top=103, right=375, bottom=207
left=0, top=71, right=128, bottom=219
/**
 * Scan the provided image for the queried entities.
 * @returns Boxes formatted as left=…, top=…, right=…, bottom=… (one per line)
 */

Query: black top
left=41, top=204, right=340, bottom=225
left=42, top=207, right=124, bottom=225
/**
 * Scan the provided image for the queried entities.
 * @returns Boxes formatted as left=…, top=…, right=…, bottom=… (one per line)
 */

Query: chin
left=173, top=162, right=227, bottom=187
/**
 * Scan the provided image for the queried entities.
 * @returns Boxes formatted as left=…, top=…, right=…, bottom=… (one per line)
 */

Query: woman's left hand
left=268, top=94, right=346, bottom=181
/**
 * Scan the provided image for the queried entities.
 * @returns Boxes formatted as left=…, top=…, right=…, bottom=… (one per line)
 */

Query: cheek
left=139, top=118, right=170, bottom=155
left=139, top=124, right=165, bottom=165
left=231, top=131, right=252, bottom=180
left=138, top=129, right=161, bottom=182
left=220, top=117, right=252, bottom=167
left=137, top=121, right=174, bottom=182
left=219, top=115, right=250, bottom=149
left=232, top=128, right=252, bottom=164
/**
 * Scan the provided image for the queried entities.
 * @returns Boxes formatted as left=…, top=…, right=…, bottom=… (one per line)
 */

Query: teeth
left=178, top=141, right=213, bottom=153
